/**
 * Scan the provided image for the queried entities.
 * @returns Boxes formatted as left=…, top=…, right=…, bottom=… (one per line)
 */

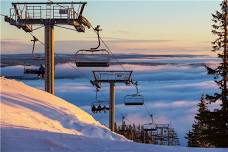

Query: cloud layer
left=0, top=54, right=219, bottom=146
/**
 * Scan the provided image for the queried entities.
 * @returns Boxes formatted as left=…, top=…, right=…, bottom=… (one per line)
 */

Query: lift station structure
left=91, top=71, right=133, bottom=131
left=4, top=1, right=91, bottom=94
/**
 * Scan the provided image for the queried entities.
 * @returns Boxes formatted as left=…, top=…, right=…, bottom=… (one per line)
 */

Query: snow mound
left=0, top=77, right=124, bottom=140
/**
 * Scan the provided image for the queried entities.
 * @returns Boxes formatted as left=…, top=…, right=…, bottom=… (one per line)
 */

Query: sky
left=0, top=0, right=221, bottom=55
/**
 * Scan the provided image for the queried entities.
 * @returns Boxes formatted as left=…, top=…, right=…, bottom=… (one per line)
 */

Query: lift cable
left=2, top=12, right=45, bottom=65
left=120, top=112, right=134, bottom=125
left=32, top=25, right=44, bottom=31
left=55, top=24, right=80, bottom=32
left=143, top=102, right=152, bottom=119
left=91, top=26, right=127, bottom=72
left=54, top=24, right=127, bottom=72
left=100, top=37, right=127, bottom=71
left=26, top=27, right=93, bottom=80
left=28, top=32, right=44, bottom=46
left=0, top=13, right=6, bottom=17
left=0, top=12, right=44, bottom=46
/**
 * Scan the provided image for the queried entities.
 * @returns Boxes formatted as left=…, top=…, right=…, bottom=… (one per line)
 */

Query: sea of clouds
left=0, top=54, right=220, bottom=146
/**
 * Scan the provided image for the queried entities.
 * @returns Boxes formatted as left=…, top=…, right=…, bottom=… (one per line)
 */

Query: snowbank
left=1, top=77, right=227, bottom=152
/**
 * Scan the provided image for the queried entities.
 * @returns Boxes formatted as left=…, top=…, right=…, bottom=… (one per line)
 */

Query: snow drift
left=1, top=77, right=227, bottom=152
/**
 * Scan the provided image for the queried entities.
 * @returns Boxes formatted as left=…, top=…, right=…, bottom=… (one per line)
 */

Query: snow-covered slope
left=1, top=77, right=227, bottom=152
left=0, top=77, right=124, bottom=140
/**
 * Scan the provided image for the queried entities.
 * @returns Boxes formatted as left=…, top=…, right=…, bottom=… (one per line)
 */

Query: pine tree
left=187, top=0, right=228, bottom=147
left=186, top=97, right=212, bottom=147
left=209, top=0, right=227, bottom=103
left=206, top=0, right=228, bottom=147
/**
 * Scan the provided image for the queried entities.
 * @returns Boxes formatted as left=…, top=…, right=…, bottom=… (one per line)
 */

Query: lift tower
left=5, top=1, right=91, bottom=94
left=91, top=71, right=133, bottom=131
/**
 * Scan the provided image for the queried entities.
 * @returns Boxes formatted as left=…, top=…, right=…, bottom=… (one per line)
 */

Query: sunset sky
left=0, top=0, right=220, bottom=55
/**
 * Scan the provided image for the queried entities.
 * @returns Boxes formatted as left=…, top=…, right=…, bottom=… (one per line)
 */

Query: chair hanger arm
left=91, top=25, right=101, bottom=50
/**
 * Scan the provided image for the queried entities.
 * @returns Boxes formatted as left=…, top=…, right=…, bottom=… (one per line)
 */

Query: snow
left=1, top=77, right=227, bottom=152
left=0, top=77, right=124, bottom=140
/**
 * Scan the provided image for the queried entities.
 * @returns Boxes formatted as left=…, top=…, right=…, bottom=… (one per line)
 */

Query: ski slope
left=0, top=77, right=227, bottom=152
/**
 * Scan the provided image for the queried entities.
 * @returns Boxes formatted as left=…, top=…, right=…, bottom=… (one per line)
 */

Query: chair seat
left=76, top=62, right=110, bottom=67
left=24, top=69, right=45, bottom=75
left=124, top=102, right=144, bottom=106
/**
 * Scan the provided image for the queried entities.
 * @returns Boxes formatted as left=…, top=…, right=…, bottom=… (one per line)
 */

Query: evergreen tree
left=209, top=0, right=227, bottom=103
left=187, top=0, right=228, bottom=147
left=186, top=97, right=211, bottom=147
left=207, top=0, right=228, bottom=147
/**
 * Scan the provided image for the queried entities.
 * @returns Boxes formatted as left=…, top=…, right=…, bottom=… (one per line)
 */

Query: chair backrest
left=124, top=94, right=144, bottom=106
left=75, top=49, right=110, bottom=67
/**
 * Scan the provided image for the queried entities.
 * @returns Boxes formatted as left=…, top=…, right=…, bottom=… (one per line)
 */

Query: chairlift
left=75, top=25, right=111, bottom=67
left=124, top=94, right=144, bottom=105
left=23, top=35, right=45, bottom=78
left=24, top=64, right=45, bottom=78
left=143, top=123, right=157, bottom=131
left=124, top=81, right=144, bottom=106
left=143, top=114, right=156, bottom=131
left=91, top=89, right=109, bottom=114
left=91, top=100, right=109, bottom=114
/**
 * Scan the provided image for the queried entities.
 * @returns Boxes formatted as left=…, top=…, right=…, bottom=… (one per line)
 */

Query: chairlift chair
left=23, top=34, right=45, bottom=78
left=91, top=100, right=109, bottom=113
left=91, top=88, right=109, bottom=114
left=143, top=114, right=155, bottom=131
left=124, top=81, right=144, bottom=106
left=75, top=49, right=110, bottom=67
left=124, top=94, right=144, bottom=105
left=75, top=25, right=111, bottom=67
left=143, top=123, right=157, bottom=131
left=24, top=64, right=45, bottom=78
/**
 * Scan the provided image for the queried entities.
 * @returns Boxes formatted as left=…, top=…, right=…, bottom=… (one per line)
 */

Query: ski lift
left=23, top=34, right=45, bottom=78
left=124, top=81, right=144, bottom=106
left=75, top=25, right=111, bottom=67
left=91, top=89, right=109, bottom=114
left=23, top=35, right=45, bottom=78
left=24, top=64, right=45, bottom=78
left=91, top=100, right=109, bottom=113
left=143, top=114, right=157, bottom=131
left=143, top=123, right=157, bottom=131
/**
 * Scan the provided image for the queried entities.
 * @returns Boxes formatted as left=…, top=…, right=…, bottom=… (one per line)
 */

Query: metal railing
left=93, top=71, right=133, bottom=82
left=10, top=4, right=79, bottom=20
